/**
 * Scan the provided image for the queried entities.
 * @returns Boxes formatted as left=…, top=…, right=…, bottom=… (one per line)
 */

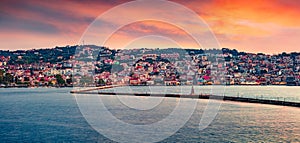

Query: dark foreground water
left=0, top=88, right=299, bottom=142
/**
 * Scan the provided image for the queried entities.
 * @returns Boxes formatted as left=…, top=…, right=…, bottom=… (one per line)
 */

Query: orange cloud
left=1, top=0, right=300, bottom=53
left=175, top=0, right=300, bottom=53
left=189, top=0, right=300, bottom=26
left=104, top=21, right=200, bottom=49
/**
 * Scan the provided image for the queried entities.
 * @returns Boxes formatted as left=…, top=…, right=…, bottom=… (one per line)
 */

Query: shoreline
left=1, top=84, right=300, bottom=88
left=0, top=86, right=74, bottom=88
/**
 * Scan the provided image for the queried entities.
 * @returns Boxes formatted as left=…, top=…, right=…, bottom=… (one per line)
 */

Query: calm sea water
left=0, top=87, right=299, bottom=142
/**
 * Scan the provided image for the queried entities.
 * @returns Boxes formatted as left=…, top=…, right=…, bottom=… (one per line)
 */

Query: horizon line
left=1, top=44, right=300, bottom=55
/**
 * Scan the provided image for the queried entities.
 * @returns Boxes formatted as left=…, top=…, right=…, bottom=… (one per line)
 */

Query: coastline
left=0, top=85, right=74, bottom=88
left=2, top=84, right=299, bottom=88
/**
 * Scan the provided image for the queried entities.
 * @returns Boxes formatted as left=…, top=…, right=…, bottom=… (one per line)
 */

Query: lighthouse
left=190, top=85, right=195, bottom=95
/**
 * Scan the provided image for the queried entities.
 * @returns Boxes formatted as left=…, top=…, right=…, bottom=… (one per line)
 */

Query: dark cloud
left=0, top=15, right=60, bottom=34
left=2, top=0, right=92, bottom=22
left=0, top=0, right=97, bottom=35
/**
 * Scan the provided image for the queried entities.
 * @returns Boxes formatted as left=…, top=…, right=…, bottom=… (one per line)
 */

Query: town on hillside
left=0, top=45, right=300, bottom=87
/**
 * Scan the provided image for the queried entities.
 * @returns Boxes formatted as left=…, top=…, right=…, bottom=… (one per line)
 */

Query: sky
left=1, top=0, right=300, bottom=54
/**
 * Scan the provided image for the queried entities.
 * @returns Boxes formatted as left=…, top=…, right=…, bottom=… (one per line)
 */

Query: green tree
left=55, top=74, right=65, bottom=86
left=4, top=73, right=14, bottom=84
left=0, top=70, right=4, bottom=84
left=97, top=79, right=106, bottom=86
left=48, top=81, right=54, bottom=86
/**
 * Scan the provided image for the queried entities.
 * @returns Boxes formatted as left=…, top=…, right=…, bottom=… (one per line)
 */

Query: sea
left=0, top=86, right=299, bottom=142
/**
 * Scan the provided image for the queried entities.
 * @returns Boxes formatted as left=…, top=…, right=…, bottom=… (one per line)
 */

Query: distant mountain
left=1, top=46, right=299, bottom=65
left=0, top=45, right=105, bottom=65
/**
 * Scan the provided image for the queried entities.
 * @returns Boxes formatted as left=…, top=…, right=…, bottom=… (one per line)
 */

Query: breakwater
left=70, top=86, right=300, bottom=108
left=96, top=92, right=300, bottom=107
left=70, top=85, right=123, bottom=93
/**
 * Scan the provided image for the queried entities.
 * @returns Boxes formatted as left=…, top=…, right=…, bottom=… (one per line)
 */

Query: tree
left=97, top=79, right=106, bottom=86
left=0, top=70, right=4, bottom=84
left=3, top=73, right=14, bottom=84
left=48, top=81, right=54, bottom=86
left=55, top=74, right=65, bottom=86
left=198, top=49, right=204, bottom=54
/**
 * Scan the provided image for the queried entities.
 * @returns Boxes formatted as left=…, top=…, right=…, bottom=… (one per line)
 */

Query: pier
left=70, top=86, right=300, bottom=108
left=70, top=85, right=123, bottom=93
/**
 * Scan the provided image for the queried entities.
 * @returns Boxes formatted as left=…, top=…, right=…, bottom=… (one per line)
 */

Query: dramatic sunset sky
left=1, top=0, right=300, bottom=54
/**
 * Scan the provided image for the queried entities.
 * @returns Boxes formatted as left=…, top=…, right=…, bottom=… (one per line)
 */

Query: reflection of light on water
left=1, top=88, right=299, bottom=142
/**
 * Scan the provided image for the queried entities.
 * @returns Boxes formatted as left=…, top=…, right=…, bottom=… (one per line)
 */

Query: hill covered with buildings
left=0, top=45, right=299, bottom=87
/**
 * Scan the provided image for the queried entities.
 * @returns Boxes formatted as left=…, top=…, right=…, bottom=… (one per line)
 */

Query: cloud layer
left=0, top=0, right=300, bottom=54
